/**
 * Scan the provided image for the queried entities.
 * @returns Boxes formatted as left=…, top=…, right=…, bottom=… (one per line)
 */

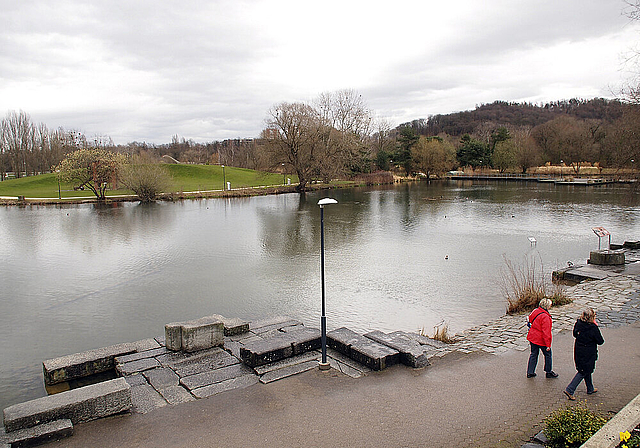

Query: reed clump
left=421, top=321, right=456, bottom=343
left=501, top=254, right=571, bottom=314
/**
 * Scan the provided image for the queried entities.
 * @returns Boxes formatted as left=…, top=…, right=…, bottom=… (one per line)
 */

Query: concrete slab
left=180, top=364, right=254, bottom=391
left=123, top=374, right=148, bottom=388
left=3, top=378, right=131, bottom=432
left=116, top=358, right=160, bottom=376
left=5, top=419, right=73, bottom=448
left=170, top=349, right=239, bottom=378
left=253, top=352, right=320, bottom=376
left=143, top=368, right=179, bottom=390
left=157, top=386, right=195, bottom=406
left=114, top=347, right=168, bottom=364
left=259, top=360, right=318, bottom=384
left=190, top=374, right=259, bottom=399
left=130, top=384, right=167, bottom=414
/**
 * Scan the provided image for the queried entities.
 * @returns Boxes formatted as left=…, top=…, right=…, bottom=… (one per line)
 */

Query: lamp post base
left=318, top=361, right=331, bottom=371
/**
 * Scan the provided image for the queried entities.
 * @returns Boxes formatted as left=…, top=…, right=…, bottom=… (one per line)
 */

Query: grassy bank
left=0, top=164, right=298, bottom=200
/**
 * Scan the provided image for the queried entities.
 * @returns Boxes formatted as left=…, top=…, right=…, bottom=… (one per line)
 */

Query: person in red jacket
left=526, top=298, right=558, bottom=378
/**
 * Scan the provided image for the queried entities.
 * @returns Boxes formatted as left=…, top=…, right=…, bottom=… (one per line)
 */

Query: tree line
left=3, top=91, right=640, bottom=192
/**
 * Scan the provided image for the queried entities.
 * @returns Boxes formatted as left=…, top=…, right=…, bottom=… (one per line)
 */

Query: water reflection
left=0, top=181, right=639, bottom=410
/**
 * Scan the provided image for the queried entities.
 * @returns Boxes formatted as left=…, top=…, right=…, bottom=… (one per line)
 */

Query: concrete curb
left=581, top=391, right=640, bottom=448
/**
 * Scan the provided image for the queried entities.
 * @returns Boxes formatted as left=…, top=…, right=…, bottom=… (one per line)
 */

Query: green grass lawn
left=0, top=164, right=297, bottom=199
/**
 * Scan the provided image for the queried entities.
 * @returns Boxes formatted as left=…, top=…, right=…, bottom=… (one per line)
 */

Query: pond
left=1, top=180, right=638, bottom=409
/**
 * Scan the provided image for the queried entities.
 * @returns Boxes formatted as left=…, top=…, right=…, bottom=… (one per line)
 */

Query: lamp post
left=282, top=163, right=285, bottom=185
left=222, top=165, right=226, bottom=191
left=318, top=197, right=338, bottom=370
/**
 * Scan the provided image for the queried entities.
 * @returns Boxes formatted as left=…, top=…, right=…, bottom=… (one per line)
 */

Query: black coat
left=573, top=319, right=605, bottom=374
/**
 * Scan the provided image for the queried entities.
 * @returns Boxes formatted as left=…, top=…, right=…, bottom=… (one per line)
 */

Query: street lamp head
left=318, top=198, right=338, bottom=208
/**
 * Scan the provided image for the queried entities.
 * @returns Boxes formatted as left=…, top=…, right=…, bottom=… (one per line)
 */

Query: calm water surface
left=1, top=180, right=639, bottom=409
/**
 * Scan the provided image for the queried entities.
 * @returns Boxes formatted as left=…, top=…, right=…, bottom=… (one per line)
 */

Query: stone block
left=249, top=316, right=302, bottom=334
left=171, top=349, right=239, bottom=377
left=589, top=249, right=625, bottom=266
left=239, top=334, right=294, bottom=367
left=129, top=384, right=166, bottom=414
left=364, top=330, right=430, bottom=368
left=164, top=317, right=224, bottom=352
left=259, top=360, right=317, bottom=384
left=253, top=352, right=320, bottom=376
left=180, top=364, right=254, bottom=391
left=143, top=368, right=180, bottom=390
left=157, top=386, right=194, bottom=406
left=181, top=318, right=224, bottom=352
left=326, top=327, right=361, bottom=357
left=206, top=314, right=249, bottom=336
left=5, top=419, right=73, bottom=448
left=116, top=358, right=160, bottom=376
left=190, top=374, right=259, bottom=399
left=114, top=347, right=167, bottom=364
left=131, top=338, right=162, bottom=352
left=164, top=322, right=183, bottom=351
left=3, top=378, right=131, bottom=432
left=123, top=374, right=148, bottom=388
left=282, top=327, right=321, bottom=355
left=43, top=343, right=138, bottom=385
left=327, top=327, right=400, bottom=371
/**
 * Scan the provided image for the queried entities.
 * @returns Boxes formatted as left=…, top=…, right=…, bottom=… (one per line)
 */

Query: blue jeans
left=527, top=342, right=552, bottom=375
left=566, top=371, right=594, bottom=394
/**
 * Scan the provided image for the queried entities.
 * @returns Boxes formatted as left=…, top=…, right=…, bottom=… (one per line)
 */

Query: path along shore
left=3, top=262, right=640, bottom=447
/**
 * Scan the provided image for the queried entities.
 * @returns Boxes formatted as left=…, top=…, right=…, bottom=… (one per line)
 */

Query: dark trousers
left=566, top=371, right=595, bottom=394
left=527, top=342, right=552, bottom=375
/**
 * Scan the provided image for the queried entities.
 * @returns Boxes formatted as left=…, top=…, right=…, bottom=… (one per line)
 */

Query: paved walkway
left=14, top=271, right=640, bottom=447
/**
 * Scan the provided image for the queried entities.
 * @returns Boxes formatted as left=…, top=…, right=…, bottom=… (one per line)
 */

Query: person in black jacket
left=563, top=308, right=604, bottom=400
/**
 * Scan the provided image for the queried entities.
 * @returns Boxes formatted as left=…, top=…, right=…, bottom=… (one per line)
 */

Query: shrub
left=121, top=157, right=173, bottom=202
left=544, top=404, right=607, bottom=448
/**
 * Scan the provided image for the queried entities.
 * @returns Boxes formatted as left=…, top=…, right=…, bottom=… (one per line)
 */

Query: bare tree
left=512, top=126, right=541, bottom=174
left=261, top=102, right=324, bottom=191
left=1, top=110, right=34, bottom=178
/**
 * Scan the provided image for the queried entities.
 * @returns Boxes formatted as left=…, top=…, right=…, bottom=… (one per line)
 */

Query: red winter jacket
left=526, top=307, right=552, bottom=348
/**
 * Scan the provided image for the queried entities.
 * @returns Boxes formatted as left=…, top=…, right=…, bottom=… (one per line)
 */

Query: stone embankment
left=1, top=313, right=446, bottom=446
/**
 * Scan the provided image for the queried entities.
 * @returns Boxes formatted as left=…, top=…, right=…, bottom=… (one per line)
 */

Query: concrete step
left=5, top=419, right=73, bottom=448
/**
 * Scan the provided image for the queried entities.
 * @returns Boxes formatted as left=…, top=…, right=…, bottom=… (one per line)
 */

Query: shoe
left=527, top=373, right=537, bottom=378
left=563, top=390, right=576, bottom=401
left=546, top=371, right=559, bottom=378
left=587, top=388, right=598, bottom=395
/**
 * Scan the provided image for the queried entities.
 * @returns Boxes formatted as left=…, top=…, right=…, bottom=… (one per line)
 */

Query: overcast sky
left=1, top=0, right=639, bottom=144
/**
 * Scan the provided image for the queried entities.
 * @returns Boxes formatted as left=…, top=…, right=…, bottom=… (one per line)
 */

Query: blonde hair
left=580, top=308, right=596, bottom=323
left=538, top=298, right=552, bottom=310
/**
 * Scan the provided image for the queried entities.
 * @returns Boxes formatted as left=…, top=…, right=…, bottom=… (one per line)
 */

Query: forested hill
left=400, top=98, right=625, bottom=136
